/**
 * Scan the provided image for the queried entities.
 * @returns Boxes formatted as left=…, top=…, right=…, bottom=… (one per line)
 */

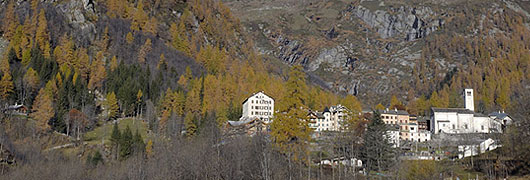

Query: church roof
left=473, top=113, right=488, bottom=117
left=431, top=107, right=474, bottom=114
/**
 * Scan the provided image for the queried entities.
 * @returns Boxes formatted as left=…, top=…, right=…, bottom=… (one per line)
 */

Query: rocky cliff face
left=345, top=4, right=445, bottom=41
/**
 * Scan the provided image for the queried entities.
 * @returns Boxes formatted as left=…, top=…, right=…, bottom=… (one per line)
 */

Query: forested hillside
left=0, top=0, right=529, bottom=179
left=0, top=0, right=346, bottom=135
left=0, top=0, right=356, bottom=178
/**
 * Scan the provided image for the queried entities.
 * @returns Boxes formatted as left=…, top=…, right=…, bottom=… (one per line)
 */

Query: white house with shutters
left=241, top=91, right=274, bottom=123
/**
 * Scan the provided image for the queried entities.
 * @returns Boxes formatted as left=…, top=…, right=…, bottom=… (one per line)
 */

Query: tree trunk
left=319, top=151, right=322, bottom=180
left=288, top=153, right=292, bottom=180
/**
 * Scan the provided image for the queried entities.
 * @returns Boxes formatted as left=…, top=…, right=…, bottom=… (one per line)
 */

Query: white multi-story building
left=431, top=89, right=507, bottom=134
left=328, top=105, right=350, bottom=131
left=386, top=125, right=401, bottom=148
left=308, top=104, right=350, bottom=132
left=241, top=91, right=274, bottom=123
left=308, top=111, right=331, bottom=131
left=408, top=123, right=431, bottom=142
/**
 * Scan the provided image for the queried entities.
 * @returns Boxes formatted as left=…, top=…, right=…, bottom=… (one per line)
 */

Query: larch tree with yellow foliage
left=157, top=54, right=167, bottom=70
left=36, top=9, right=51, bottom=58
left=270, top=65, right=311, bottom=176
left=110, top=56, right=118, bottom=72
left=144, top=17, right=158, bottom=34
left=0, top=71, right=14, bottom=101
left=74, top=48, right=90, bottom=80
left=130, top=0, right=148, bottom=31
left=23, top=67, right=40, bottom=102
left=126, top=32, right=134, bottom=44
left=3, top=1, right=17, bottom=40
left=0, top=58, right=14, bottom=101
left=31, top=88, right=54, bottom=133
left=105, top=92, right=119, bottom=120
left=375, top=103, right=386, bottom=111
left=184, top=80, right=202, bottom=137
left=170, top=22, right=191, bottom=57
left=88, top=51, right=107, bottom=90
left=340, top=94, right=363, bottom=131
left=138, top=38, right=152, bottom=64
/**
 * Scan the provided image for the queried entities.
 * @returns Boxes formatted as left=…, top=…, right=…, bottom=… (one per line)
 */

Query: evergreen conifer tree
left=362, top=111, right=395, bottom=173
left=119, top=126, right=133, bottom=159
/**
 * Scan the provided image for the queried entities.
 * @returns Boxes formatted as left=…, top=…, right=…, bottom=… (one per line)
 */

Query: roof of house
left=473, top=113, right=489, bottom=117
left=381, top=109, right=409, bottom=115
left=241, top=91, right=273, bottom=104
left=5, top=104, right=27, bottom=110
left=417, top=116, right=429, bottom=122
left=307, top=110, right=324, bottom=119
left=229, top=117, right=261, bottom=126
left=431, top=107, right=474, bottom=114
left=488, top=112, right=510, bottom=119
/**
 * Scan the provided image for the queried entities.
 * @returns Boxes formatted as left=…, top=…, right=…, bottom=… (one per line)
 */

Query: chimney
left=464, top=89, right=474, bottom=112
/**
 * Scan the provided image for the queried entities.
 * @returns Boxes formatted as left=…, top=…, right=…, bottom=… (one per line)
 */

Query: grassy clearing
left=83, top=118, right=148, bottom=145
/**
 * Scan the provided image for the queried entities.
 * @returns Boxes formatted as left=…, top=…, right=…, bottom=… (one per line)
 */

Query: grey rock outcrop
left=346, top=5, right=444, bottom=41
left=56, top=0, right=97, bottom=45
left=260, top=27, right=310, bottom=65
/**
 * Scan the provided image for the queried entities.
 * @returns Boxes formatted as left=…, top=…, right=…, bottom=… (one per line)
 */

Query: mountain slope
left=224, top=0, right=530, bottom=110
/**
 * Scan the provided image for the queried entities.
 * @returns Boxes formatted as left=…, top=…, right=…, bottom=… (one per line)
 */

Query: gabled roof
left=488, top=112, right=510, bottom=119
left=307, top=110, right=324, bottom=119
left=229, top=117, right=260, bottom=126
left=241, top=91, right=273, bottom=104
left=431, top=107, right=474, bottom=114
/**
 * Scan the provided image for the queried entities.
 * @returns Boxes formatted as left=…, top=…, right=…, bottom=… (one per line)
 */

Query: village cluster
left=229, top=89, right=513, bottom=150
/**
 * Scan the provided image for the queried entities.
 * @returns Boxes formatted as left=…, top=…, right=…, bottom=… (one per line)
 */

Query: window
left=467, top=92, right=471, bottom=96
left=452, top=124, right=455, bottom=129
left=251, top=100, right=254, bottom=103
left=411, top=127, right=414, bottom=130
left=481, top=125, right=484, bottom=130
